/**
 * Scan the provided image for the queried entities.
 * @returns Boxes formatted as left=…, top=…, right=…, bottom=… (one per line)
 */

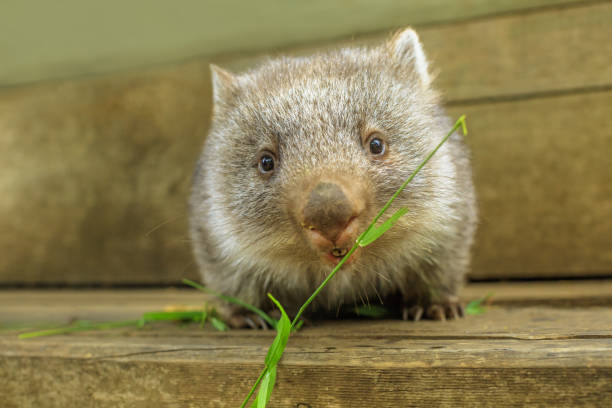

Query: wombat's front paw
left=402, top=300, right=464, bottom=322
left=226, top=312, right=273, bottom=330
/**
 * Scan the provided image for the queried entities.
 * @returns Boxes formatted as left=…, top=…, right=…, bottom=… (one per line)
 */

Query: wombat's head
left=192, top=28, right=458, bottom=285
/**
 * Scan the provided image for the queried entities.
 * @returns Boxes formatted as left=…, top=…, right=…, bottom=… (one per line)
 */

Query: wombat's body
left=189, top=29, right=477, bottom=326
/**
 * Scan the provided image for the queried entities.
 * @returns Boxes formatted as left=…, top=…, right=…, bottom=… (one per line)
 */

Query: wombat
left=189, top=28, right=477, bottom=328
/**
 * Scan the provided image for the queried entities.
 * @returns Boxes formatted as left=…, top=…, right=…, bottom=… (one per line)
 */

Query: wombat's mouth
left=323, top=247, right=358, bottom=266
left=331, top=247, right=348, bottom=257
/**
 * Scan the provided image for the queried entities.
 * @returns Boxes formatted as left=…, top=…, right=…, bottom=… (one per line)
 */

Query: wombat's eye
left=369, top=138, right=384, bottom=155
left=258, top=153, right=275, bottom=174
left=367, top=133, right=387, bottom=157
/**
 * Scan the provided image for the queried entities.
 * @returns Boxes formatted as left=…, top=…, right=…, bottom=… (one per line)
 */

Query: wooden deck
left=1, top=280, right=611, bottom=407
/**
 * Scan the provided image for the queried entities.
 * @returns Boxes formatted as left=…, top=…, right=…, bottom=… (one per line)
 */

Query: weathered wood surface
left=449, top=90, right=612, bottom=279
left=0, top=66, right=207, bottom=285
left=272, top=0, right=612, bottom=102
left=1, top=2, right=612, bottom=285
left=423, top=0, right=612, bottom=102
left=1, top=282, right=611, bottom=407
left=1, top=0, right=593, bottom=86
left=2, top=280, right=610, bottom=326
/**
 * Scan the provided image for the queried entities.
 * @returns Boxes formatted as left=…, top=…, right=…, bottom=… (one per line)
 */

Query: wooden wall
left=0, top=0, right=610, bottom=284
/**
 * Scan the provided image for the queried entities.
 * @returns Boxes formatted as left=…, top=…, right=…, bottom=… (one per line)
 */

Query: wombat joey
left=189, top=28, right=477, bottom=328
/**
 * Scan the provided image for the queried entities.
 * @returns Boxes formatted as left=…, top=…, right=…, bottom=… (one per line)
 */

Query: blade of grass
left=141, top=310, right=205, bottom=323
left=358, top=207, right=409, bottom=247
left=291, top=115, right=467, bottom=328
left=291, top=244, right=359, bottom=328
left=264, top=294, right=291, bottom=367
left=358, top=115, right=467, bottom=241
left=241, top=369, right=268, bottom=408
left=254, top=366, right=277, bottom=408
left=183, top=278, right=277, bottom=329
left=211, top=316, right=229, bottom=331
left=18, top=320, right=140, bottom=339
left=465, top=293, right=493, bottom=315
left=200, top=306, right=208, bottom=328
left=242, top=294, right=291, bottom=407
left=238, top=115, right=468, bottom=407
left=20, top=310, right=213, bottom=339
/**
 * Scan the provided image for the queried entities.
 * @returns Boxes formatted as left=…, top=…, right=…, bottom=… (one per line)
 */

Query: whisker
left=375, top=271, right=392, bottom=284
left=369, top=281, right=384, bottom=304
left=144, top=215, right=187, bottom=237
left=357, top=290, right=366, bottom=307
left=363, top=289, right=371, bottom=307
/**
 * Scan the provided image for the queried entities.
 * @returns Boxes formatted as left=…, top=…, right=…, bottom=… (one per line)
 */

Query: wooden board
left=226, top=1, right=612, bottom=102
left=1, top=283, right=611, bottom=407
left=0, top=64, right=207, bottom=285
left=448, top=90, right=612, bottom=279
left=0, top=0, right=592, bottom=86
left=2, top=281, right=611, bottom=325
left=422, top=1, right=612, bottom=102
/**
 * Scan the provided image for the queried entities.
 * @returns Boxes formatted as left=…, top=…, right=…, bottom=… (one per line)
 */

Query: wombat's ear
left=387, top=28, right=431, bottom=87
left=210, top=64, right=237, bottom=104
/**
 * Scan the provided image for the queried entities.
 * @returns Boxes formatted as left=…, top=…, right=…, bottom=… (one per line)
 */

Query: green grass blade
left=290, top=243, right=359, bottom=327
left=291, top=319, right=304, bottom=332
left=182, top=278, right=277, bottom=329
left=358, top=207, right=409, bottom=247
left=242, top=294, right=291, bottom=407
left=365, top=115, right=467, bottom=230
left=19, top=309, right=209, bottom=339
left=200, top=307, right=208, bottom=328
left=465, top=293, right=493, bottom=315
left=265, top=294, right=291, bottom=367
left=254, top=366, right=277, bottom=407
left=141, top=310, right=204, bottom=323
left=290, top=116, right=467, bottom=328
left=18, top=320, right=140, bottom=339
left=210, top=316, right=229, bottom=331
left=241, top=115, right=468, bottom=407
left=241, top=369, right=268, bottom=408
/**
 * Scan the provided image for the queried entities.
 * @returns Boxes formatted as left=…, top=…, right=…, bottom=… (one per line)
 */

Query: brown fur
left=189, top=28, right=477, bottom=320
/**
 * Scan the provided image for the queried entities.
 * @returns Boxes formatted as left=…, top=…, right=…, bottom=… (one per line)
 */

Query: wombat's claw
left=425, top=302, right=464, bottom=321
left=402, top=305, right=424, bottom=322
left=227, top=313, right=271, bottom=330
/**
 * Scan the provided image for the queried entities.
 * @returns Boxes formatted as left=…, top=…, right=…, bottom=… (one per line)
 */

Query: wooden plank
left=421, top=1, right=612, bottom=101
left=448, top=90, right=612, bottom=279
left=0, top=0, right=592, bottom=87
left=2, top=354, right=609, bottom=407
left=464, top=281, right=612, bottom=306
left=1, top=303, right=611, bottom=407
left=1, top=281, right=610, bottom=326
left=225, top=1, right=612, bottom=102
left=0, top=64, right=207, bottom=285
left=3, top=328, right=612, bottom=366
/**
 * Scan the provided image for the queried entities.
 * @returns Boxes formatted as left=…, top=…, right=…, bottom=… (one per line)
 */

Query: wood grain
left=449, top=90, right=612, bottom=279
left=2, top=281, right=610, bottom=325
left=422, top=1, right=612, bottom=101
left=229, top=1, right=612, bottom=102
left=1, top=285, right=611, bottom=407
left=0, top=64, right=207, bottom=285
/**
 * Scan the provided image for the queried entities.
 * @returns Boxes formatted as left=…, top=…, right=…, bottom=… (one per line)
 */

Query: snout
left=300, top=181, right=364, bottom=264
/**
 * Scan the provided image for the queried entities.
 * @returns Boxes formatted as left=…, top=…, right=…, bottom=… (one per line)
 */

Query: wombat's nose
left=302, top=182, right=355, bottom=243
